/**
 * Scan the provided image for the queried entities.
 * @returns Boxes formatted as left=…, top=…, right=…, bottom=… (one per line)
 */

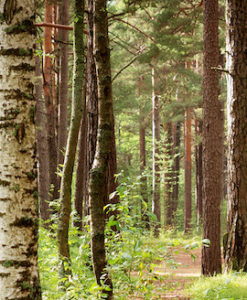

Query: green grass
left=185, top=272, right=247, bottom=299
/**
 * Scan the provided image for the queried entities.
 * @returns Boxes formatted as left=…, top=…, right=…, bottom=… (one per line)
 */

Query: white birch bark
left=0, top=1, right=41, bottom=298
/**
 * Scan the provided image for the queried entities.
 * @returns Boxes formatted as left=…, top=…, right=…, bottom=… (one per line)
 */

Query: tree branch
left=112, top=47, right=146, bottom=82
left=35, top=22, right=88, bottom=34
left=113, top=18, right=157, bottom=44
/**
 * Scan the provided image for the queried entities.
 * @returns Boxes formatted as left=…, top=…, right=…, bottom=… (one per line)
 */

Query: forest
left=0, top=0, right=247, bottom=299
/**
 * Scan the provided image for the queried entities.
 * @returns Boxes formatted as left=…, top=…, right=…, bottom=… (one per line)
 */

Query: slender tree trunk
left=184, top=107, right=192, bottom=234
left=44, top=0, right=59, bottom=203
left=89, top=0, right=114, bottom=297
left=152, top=67, right=161, bottom=236
left=225, top=0, right=247, bottom=272
left=57, top=0, right=85, bottom=277
left=202, top=0, right=222, bottom=275
left=74, top=87, right=87, bottom=231
left=0, top=1, right=41, bottom=297
left=138, top=77, right=149, bottom=229
left=57, top=0, right=69, bottom=170
left=35, top=54, right=51, bottom=222
left=195, top=118, right=203, bottom=226
left=84, top=0, right=98, bottom=218
left=171, top=121, right=181, bottom=225
left=164, top=122, right=174, bottom=227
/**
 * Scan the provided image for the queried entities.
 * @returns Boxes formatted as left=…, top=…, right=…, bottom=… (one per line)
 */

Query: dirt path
left=153, top=247, right=201, bottom=299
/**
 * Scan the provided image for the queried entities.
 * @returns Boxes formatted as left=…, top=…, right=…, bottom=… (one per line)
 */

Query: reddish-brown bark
left=43, top=0, right=59, bottom=203
left=202, top=0, right=222, bottom=275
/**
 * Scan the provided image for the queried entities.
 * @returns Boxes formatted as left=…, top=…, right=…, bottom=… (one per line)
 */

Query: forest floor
left=130, top=246, right=201, bottom=299
left=154, top=246, right=201, bottom=299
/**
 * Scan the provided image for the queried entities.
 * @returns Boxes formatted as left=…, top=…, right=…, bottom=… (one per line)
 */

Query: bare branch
left=113, top=18, right=157, bottom=44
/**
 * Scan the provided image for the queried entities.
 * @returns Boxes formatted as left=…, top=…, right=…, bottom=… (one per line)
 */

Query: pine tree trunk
left=44, top=0, right=59, bottom=203
left=202, top=0, right=222, bottom=275
left=164, top=122, right=174, bottom=227
left=152, top=68, right=161, bottom=236
left=35, top=54, right=51, bottom=222
left=138, top=77, right=149, bottom=229
left=184, top=107, right=192, bottom=234
left=57, top=0, right=69, bottom=170
left=195, top=118, right=203, bottom=226
left=171, top=121, right=181, bottom=225
left=0, top=1, right=41, bottom=297
left=89, top=0, right=114, bottom=297
left=57, top=0, right=85, bottom=277
left=225, top=0, right=247, bottom=272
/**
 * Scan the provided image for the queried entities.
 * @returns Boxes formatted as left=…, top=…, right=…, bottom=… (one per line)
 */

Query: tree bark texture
left=225, top=0, right=247, bottom=272
left=57, top=0, right=85, bottom=276
left=43, top=0, right=59, bottom=203
left=202, top=0, right=222, bottom=275
left=0, top=1, right=41, bottom=297
left=57, top=0, right=69, bottom=170
left=195, top=118, right=203, bottom=225
left=35, top=55, right=51, bottom=222
left=152, top=68, right=161, bottom=236
left=89, top=0, right=114, bottom=297
left=184, top=107, right=192, bottom=234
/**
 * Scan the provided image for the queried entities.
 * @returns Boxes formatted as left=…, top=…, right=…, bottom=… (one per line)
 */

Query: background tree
left=89, top=0, right=114, bottom=297
left=57, top=0, right=85, bottom=277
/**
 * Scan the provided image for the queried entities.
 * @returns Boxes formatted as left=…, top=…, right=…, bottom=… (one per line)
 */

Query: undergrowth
left=185, top=272, right=247, bottom=299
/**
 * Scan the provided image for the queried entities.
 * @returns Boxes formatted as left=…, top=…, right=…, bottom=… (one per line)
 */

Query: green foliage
left=185, top=273, right=247, bottom=299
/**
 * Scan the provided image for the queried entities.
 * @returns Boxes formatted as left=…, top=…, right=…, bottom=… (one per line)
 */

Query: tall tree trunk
left=84, top=0, right=98, bottom=218
left=225, top=0, right=247, bottom=272
left=138, top=77, right=149, bottom=229
left=0, top=1, right=41, bottom=297
left=184, top=107, right=192, bottom=234
left=35, top=54, right=51, bottom=222
left=171, top=121, right=181, bottom=225
left=152, top=67, right=161, bottom=236
left=44, top=0, right=59, bottom=203
left=202, top=0, right=222, bottom=275
left=57, top=0, right=85, bottom=277
left=89, top=0, right=114, bottom=297
left=195, top=118, right=203, bottom=226
left=74, top=86, right=87, bottom=231
left=57, top=0, right=69, bottom=171
left=164, top=122, right=174, bottom=227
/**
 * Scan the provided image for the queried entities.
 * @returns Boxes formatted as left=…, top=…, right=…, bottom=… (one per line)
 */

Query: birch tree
left=0, top=0, right=41, bottom=298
